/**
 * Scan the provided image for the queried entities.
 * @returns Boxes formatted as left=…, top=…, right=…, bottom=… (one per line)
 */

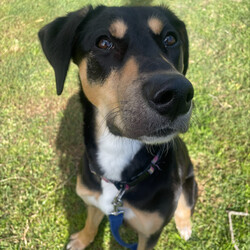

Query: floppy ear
left=176, top=20, right=189, bottom=75
left=38, top=6, right=92, bottom=95
left=158, top=7, right=189, bottom=75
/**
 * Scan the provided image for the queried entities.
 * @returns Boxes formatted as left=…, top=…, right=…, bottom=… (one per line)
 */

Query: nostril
left=153, top=90, right=174, bottom=105
left=142, top=74, right=194, bottom=118
left=186, top=89, right=194, bottom=103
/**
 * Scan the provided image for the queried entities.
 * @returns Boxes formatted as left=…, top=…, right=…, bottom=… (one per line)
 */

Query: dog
left=39, top=5, right=198, bottom=250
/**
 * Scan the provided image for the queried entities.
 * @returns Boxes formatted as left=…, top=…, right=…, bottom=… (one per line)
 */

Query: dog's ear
left=158, top=7, right=189, bottom=75
left=175, top=20, right=189, bottom=75
left=38, top=6, right=92, bottom=95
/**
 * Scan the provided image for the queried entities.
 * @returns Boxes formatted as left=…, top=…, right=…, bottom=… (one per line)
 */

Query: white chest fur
left=84, top=180, right=135, bottom=219
left=97, top=130, right=142, bottom=181
left=84, top=130, right=142, bottom=217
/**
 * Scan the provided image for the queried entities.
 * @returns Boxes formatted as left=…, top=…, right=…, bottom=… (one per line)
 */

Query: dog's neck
left=97, top=129, right=142, bottom=181
left=81, top=94, right=166, bottom=182
left=94, top=109, right=143, bottom=181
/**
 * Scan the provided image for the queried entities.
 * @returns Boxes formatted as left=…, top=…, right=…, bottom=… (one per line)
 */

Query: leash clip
left=110, top=187, right=126, bottom=216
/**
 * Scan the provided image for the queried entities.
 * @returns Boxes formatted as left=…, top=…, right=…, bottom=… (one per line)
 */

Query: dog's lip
left=151, top=106, right=192, bottom=136
left=150, top=119, right=189, bottom=137
left=139, top=127, right=177, bottom=144
left=151, top=126, right=175, bottom=136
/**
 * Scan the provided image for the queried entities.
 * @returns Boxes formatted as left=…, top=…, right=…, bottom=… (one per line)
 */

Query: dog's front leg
left=174, top=174, right=198, bottom=241
left=137, top=232, right=161, bottom=250
left=138, top=233, right=151, bottom=250
left=67, top=205, right=104, bottom=250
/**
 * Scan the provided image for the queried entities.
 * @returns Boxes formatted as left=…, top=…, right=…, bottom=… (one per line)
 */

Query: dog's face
left=39, top=6, right=194, bottom=144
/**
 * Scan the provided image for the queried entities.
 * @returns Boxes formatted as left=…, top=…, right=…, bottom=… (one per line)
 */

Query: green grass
left=0, top=0, right=249, bottom=249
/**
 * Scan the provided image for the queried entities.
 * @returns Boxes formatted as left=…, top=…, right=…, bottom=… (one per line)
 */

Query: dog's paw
left=175, top=216, right=192, bottom=241
left=177, top=226, right=192, bottom=241
left=66, top=233, right=87, bottom=250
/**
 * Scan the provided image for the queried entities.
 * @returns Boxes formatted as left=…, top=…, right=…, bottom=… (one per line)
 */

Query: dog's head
left=39, top=5, right=193, bottom=144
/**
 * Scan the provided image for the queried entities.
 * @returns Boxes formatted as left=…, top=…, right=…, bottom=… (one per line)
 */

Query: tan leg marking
left=137, top=233, right=151, bottom=250
left=67, top=175, right=103, bottom=249
left=123, top=202, right=163, bottom=250
left=124, top=202, right=163, bottom=237
left=67, top=206, right=104, bottom=250
left=174, top=192, right=192, bottom=240
left=75, top=174, right=100, bottom=201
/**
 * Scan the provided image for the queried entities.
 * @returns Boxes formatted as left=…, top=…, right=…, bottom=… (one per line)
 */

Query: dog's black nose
left=143, top=74, right=194, bottom=120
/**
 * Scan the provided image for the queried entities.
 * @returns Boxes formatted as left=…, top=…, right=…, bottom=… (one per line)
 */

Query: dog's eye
left=96, top=37, right=114, bottom=50
left=163, top=34, right=177, bottom=47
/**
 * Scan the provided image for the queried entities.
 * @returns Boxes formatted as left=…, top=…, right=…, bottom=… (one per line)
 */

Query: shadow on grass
left=55, top=93, right=132, bottom=249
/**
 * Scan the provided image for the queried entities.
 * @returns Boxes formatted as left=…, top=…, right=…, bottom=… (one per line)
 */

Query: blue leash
left=108, top=186, right=138, bottom=249
left=109, top=213, right=138, bottom=250
left=105, top=150, right=163, bottom=250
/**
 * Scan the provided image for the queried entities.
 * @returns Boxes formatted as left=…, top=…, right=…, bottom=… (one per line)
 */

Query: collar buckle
left=110, top=187, right=126, bottom=216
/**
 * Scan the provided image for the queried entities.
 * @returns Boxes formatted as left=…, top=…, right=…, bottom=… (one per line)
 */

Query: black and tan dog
left=39, top=5, right=198, bottom=250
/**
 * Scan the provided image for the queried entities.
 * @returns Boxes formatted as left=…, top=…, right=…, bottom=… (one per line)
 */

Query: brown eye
left=97, top=37, right=114, bottom=50
left=163, top=34, right=177, bottom=47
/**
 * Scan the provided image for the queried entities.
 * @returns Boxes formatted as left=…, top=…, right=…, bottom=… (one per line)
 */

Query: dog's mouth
left=106, top=103, right=192, bottom=144
left=103, top=72, right=193, bottom=144
left=153, top=126, right=175, bottom=136
left=139, top=115, right=191, bottom=144
left=139, top=127, right=177, bottom=145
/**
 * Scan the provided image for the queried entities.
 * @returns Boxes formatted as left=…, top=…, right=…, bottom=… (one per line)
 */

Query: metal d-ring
left=110, top=188, right=126, bottom=216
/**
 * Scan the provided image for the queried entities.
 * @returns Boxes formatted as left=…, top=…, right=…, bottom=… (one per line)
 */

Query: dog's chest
left=84, top=180, right=134, bottom=219
left=84, top=131, right=142, bottom=217
left=97, top=130, right=142, bottom=181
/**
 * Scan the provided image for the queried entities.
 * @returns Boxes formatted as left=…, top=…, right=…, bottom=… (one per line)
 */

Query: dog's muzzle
left=142, top=73, right=194, bottom=121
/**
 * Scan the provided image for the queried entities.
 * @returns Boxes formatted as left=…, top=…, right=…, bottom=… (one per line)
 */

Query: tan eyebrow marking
left=109, top=19, right=128, bottom=39
left=148, top=17, right=164, bottom=35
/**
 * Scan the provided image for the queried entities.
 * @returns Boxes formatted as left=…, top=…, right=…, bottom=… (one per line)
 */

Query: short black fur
left=39, top=5, right=197, bottom=249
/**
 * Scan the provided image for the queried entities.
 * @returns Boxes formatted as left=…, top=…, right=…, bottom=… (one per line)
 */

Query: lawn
left=0, top=0, right=249, bottom=249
